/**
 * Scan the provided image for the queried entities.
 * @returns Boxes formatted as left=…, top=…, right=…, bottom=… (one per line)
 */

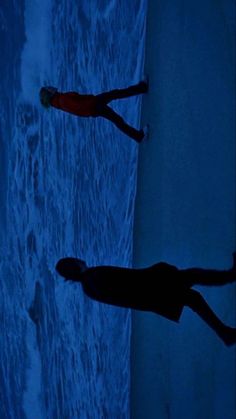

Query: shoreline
left=131, top=1, right=236, bottom=418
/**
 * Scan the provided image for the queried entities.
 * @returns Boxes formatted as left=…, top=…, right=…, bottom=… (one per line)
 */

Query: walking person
left=55, top=253, right=236, bottom=347
left=39, top=81, right=149, bottom=142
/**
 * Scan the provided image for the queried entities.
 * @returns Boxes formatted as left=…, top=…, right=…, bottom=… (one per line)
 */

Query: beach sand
left=131, top=1, right=236, bottom=418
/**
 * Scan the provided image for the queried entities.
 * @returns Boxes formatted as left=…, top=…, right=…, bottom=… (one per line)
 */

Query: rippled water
left=0, top=0, right=147, bottom=417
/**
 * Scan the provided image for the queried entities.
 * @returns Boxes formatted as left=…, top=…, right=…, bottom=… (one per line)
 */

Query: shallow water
left=0, top=1, right=147, bottom=417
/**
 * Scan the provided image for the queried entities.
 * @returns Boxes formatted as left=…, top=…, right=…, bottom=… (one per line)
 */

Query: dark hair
left=39, top=86, right=57, bottom=108
left=56, top=257, right=86, bottom=281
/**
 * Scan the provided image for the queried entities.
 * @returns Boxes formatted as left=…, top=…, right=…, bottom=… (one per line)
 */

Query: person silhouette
left=39, top=81, right=149, bottom=142
left=55, top=253, right=236, bottom=346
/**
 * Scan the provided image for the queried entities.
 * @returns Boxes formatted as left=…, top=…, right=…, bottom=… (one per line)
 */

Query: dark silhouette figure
left=39, top=81, right=148, bottom=142
left=55, top=253, right=236, bottom=346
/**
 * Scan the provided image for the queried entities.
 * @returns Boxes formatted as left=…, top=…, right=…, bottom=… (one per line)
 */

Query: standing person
left=39, top=81, right=149, bottom=142
left=55, top=253, right=236, bottom=346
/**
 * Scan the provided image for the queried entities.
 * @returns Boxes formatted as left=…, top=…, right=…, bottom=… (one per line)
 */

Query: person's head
left=39, top=86, right=58, bottom=108
left=55, top=257, right=88, bottom=281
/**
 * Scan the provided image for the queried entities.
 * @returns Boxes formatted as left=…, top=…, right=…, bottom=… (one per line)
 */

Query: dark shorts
left=137, top=263, right=192, bottom=322
left=92, top=95, right=108, bottom=116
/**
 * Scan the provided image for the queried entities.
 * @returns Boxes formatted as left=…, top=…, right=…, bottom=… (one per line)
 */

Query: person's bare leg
left=182, top=252, right=236, bottom=287
left=185, top=289, right=236, bottom=346
left=96, top=81, right=148, bottom=103
left=98, top=104, right=144, bottom=142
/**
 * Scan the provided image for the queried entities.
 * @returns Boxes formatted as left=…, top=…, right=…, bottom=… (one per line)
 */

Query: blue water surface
left=0, top=1, right=147, bottom=417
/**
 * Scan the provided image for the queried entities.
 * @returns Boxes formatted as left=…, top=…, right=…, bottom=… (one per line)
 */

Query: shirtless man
left=55, top=253, right=236, bottom=346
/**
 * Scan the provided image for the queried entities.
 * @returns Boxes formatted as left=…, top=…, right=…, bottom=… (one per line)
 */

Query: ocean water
left=0, top=1, right=147, bottom=418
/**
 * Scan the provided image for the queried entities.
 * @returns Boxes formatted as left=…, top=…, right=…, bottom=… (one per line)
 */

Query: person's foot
left=135, top=129, right=145, bottom=143
left=142, top=74, right=149, bottom=87
left=227, top=251, right=236, bottom=282
left=232, top=252, right=236, bottom=272
left=136, top=124, right=150, bottom=143
left=221, top=326, right=236, bottom=347
left=141, top=124, right=150, bottom=142
left=138, top=76, right=149, bottom=93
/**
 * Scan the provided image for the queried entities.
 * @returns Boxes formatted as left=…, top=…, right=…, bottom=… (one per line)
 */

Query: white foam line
left=23, top=319, right=44, bottom=419
left=20, top=0, right=53, bottom=102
